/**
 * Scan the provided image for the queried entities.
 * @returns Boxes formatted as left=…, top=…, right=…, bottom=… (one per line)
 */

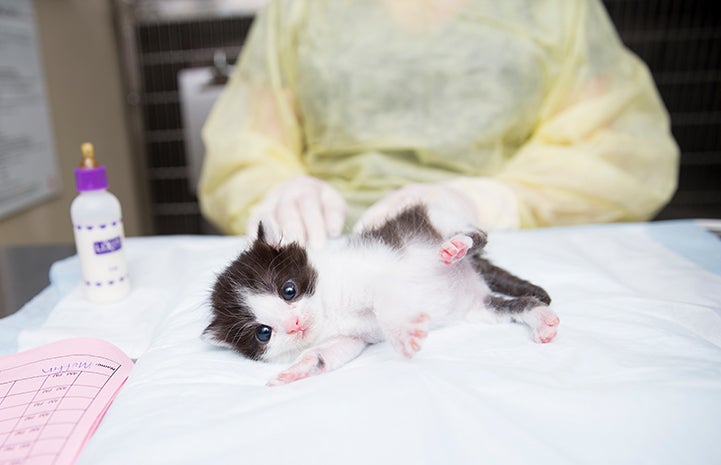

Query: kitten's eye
left=255, top=325, right=272, bottom=343
left=280, top=280, right=297, bottom=301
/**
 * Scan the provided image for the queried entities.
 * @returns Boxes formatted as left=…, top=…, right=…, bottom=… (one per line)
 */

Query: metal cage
left=112, top=0, right=262, bottom=234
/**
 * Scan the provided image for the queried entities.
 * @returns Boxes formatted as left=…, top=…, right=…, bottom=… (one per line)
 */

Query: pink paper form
left=0, top=338, right=133, bottom=465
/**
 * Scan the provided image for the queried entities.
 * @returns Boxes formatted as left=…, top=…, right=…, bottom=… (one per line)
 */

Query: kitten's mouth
left=287, top=326, right=307, bottom=339
left=290, top=327, right=306, bottom=337
left=285, top=316, right=309, bottom=338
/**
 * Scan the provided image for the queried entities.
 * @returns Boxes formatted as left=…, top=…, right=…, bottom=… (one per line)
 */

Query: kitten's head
left=203, top=224, right=318, bottom=362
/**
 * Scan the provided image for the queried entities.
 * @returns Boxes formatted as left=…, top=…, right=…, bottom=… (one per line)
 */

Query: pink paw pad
left=391, top=313, right=430, bottom=358
left=439, top=235, right=474, bottom=265
left=531, top=307, right=560, bottom=344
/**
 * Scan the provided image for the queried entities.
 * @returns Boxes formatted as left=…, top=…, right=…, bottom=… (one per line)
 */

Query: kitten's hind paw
left=387, top=313, right=430, bottom=358
left=439, top=234, right=474, bottom=265
left=529, top=306, right=560, bottom=343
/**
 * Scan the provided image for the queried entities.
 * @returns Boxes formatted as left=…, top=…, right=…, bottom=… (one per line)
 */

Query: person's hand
left=354, top=179, right=521, bottom=233
left=352, top=183, right=476, bottom=233
left=247, top=175, right=347, bottom=246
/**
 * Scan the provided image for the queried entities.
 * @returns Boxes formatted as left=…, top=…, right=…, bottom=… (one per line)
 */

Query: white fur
left=245, top=206, right=557, bottom=385
left=255, top=235, right=491, bottom=366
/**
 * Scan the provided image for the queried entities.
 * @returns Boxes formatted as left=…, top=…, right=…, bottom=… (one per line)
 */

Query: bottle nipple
left=80, top=142, right=99, bottom=169
left=74, top=142, right=108, bottom=191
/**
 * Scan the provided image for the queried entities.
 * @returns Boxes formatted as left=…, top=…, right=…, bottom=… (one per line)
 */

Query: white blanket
left=9, top=221, right=721, bottom=465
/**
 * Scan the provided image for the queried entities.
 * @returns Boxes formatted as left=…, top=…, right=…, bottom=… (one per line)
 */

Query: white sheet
left=17, top=235, right=248, bottom=358
left=9, top=221, right=721, bottom=465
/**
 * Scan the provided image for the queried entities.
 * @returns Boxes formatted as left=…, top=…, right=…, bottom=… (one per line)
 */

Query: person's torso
left=289, top=0, right=567, bottom=212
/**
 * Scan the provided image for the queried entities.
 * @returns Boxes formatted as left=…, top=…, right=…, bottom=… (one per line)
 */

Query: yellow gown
left=199, top=0, right=678, bottom=234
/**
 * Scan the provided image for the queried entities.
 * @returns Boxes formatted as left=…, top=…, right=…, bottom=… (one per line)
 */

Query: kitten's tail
left=469, top=253, right=551, bottom=305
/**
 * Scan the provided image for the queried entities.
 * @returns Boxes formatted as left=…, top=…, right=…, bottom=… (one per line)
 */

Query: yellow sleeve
left=496, top=0, right=679, bottom=228
left=198, top=0, right=305, bottom=235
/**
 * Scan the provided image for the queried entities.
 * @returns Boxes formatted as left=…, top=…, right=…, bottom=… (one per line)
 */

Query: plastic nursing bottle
left=71, top=142, right=131, bottom=303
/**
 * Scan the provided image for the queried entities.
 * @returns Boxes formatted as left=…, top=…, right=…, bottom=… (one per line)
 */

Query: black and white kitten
left=204, top=204, right=559, bottom=386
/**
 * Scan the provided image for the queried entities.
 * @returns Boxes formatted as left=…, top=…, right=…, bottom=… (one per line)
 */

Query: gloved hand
left=353, top=178, right=521, bottom=233
left=246, top=175, right=347, bottom=246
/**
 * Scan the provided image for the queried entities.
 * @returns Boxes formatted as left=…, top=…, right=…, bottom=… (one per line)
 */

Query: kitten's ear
left=257, top=222, right=267, bottom=243
left=255, top=221, right=282, bottom=247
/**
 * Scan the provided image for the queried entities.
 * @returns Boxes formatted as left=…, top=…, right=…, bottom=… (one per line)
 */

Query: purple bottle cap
left=75, top=166, right=108, bottom=191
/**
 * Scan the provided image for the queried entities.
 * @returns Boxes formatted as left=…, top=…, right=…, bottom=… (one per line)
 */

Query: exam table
left=2, top=220, right=720, bottom=465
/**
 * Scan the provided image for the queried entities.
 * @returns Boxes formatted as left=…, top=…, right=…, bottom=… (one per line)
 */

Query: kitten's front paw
left=387, top=313, right=430, bottom=358
left=529, top=306, right=560, bottom=343
left=267, top=353, right=326, bottom=386
left=439, top=234, right=473, bottom=265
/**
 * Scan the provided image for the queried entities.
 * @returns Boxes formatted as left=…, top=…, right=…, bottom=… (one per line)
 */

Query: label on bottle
left=73, top=219, right=131, bottom=303
left=93, top=236, right=123, bottom=255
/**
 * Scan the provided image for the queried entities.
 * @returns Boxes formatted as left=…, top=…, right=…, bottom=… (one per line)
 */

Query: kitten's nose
left=284, top=316, right=305, bottom=335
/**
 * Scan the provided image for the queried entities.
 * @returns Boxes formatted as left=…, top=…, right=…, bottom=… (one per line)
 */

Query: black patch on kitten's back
left=359, top=204, right=443, bottom=249
left=204, top=232, right=318, bottom=360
